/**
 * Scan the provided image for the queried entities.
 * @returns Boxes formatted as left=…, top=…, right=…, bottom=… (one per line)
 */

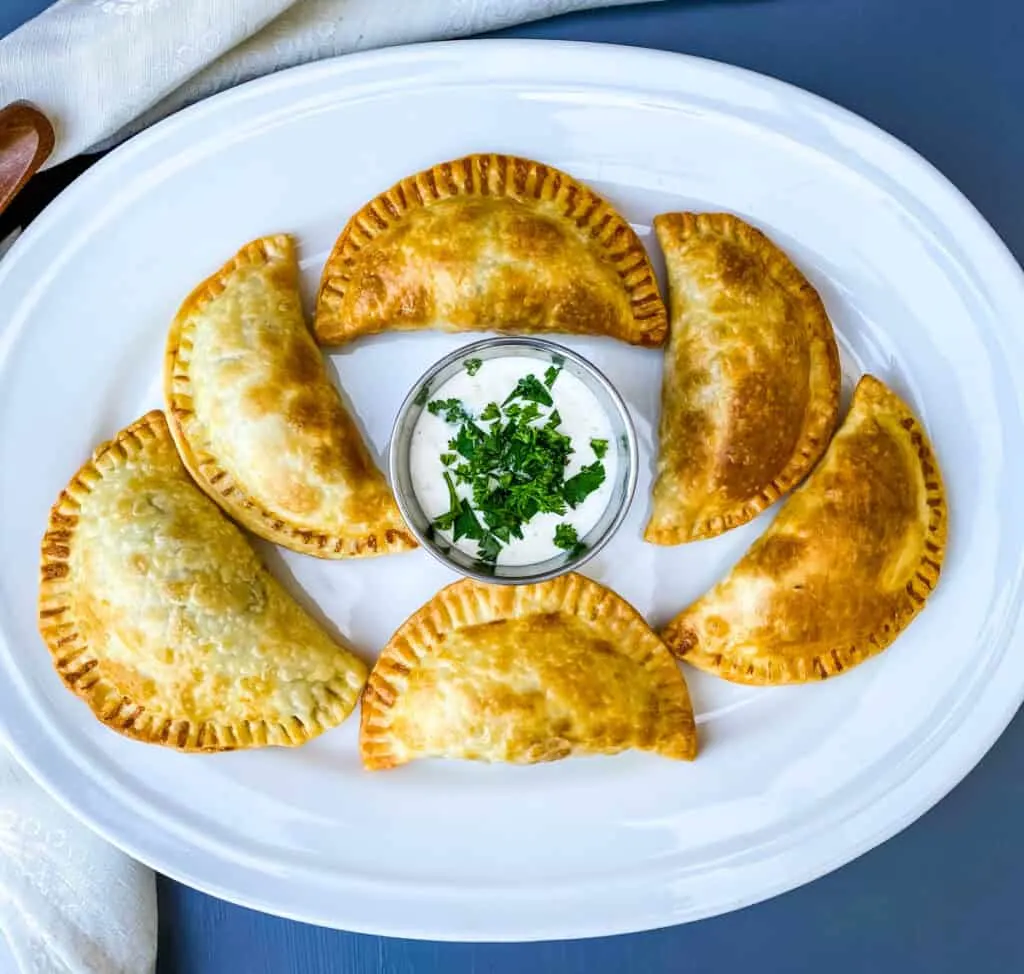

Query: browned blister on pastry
left=315, top=154, right=667, bottom=347
left=38, top=412, right=368, bottom=750
left=165, top=234, right=414, bottom=558
left=645, top=213, right=840, bottom=543
left=662, top=376, right=947, bottom=685
left=361, top=573, right=697, bottom=769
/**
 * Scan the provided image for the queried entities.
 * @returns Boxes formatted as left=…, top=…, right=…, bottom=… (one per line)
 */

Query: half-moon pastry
left=661, top=376, right=947, bottom=685
left=314, top=153, right=668, bottom=347
left=37, top=412, right=368, bottom=750
left=165, top=234, right=414, bottom=558
left=361, top=572, right=697, bottom=769
left=644, top=212, right=841, bottom=543
left=163, top=232, right=411, bottom=561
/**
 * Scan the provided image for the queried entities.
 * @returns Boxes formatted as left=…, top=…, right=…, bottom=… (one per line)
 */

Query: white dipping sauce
left=409, top=356, right=617, bottom=566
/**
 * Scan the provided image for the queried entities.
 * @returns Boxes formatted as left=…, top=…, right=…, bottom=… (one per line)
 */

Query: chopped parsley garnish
left=553, top=522, right=587, bottom=559
left=477, top=532, right=503, bottom=563
left=503, top=374, right=553, bottom=407
left=590, top=438, right=608, bottom=459
left=544, top=364, right=562, bottom=388
left=563, top=461, right=606, bottom=507
left=464, top=357, right=483, bottom=376
left=426, top=371, right=607, bottom=563
left=433, top=472, right=485, bottom=543
left=427, top=398, right=471, bottom=424
left=553, top=523, right=578, bottom=550
left=413, top=383, right=431, bottom=407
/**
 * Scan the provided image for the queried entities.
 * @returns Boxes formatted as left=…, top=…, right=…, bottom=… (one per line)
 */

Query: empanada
left=314, top=153, right=667, bottom=347
left=645, top=213, right=841, bottom=543
left=662, top=376, right=946, bottom=685
left=37, top=411, right=368, bottom=750
left=361, top=573, right=697, bottom=769
left=165, top=234, right=414, bottom=558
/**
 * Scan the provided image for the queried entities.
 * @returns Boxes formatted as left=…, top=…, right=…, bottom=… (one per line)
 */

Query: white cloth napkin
left=0, top=750, right=157, bottom=974
left=0, top=2, right=658, bottom=970
left=0, top=0, right=654, bottom=169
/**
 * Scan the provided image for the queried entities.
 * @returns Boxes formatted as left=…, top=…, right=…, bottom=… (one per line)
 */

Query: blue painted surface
left=4, top=0, right=1023, bottom=971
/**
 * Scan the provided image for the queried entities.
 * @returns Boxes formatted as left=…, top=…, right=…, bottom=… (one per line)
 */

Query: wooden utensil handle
left=0, top=102, right=55, bottom=218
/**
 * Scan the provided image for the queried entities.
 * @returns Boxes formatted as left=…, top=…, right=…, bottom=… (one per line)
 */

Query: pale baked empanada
left=361, top=573, right=697, bottom=769
left=165, top=234, right=414, bottom=558
left=315, top=154, right=667, bottom=347
left=645, top=213, right=841, bottom=543
left=662, top=376, right=946, bottom=685
left=38, top=411, right=368, bottom=750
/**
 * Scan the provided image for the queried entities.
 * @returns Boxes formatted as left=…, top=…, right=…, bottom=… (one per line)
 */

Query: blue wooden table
left=4, top=1, right=1023, bottom=971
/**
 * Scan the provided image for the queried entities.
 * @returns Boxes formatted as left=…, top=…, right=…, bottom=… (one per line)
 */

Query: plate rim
left=1, top=38, right=1023, bottom=941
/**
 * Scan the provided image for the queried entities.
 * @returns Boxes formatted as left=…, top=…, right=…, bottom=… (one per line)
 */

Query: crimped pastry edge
left=37, top=410, right=364, bottom=751
left=360, top=571, right=698, bottom=769
left=315, top=153, right=668, bottom=347
left=644, top=211, right=842, bottom=544
left=164, top=233, right=416, bottom=559
left=661, top=374, right=948, bottom=685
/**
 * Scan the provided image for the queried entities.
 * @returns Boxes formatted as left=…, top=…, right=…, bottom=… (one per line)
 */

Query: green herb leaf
left=477, top=533, right=502, bottom=563
left=563, top=461, right=606, bottom=507
left=590, top=438, right=608, bottom=459
left=452, top=499, right=484, bottom=542
left=544, top=364, right=562, bottom=388
left=464, top=357, right=483, bottom=376
left=480, top=402, right=501, bottom=422
left=517, top=401, right=542, bottom=425
left=553, top=523, right=579, bottom=551
left=427, top=398, right=471, bottom=424
left=413, top=383, right=431, bottom=407
left=454, top=423, right=483, bottom=459
left=440, top=452, right=456, bottom=467
left=503, top=373, right=553, bottom=407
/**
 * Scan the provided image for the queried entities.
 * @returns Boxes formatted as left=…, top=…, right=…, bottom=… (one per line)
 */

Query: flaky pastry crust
left=645, top=213, right=840, bottom=543
left=165, top=234, right=415, bottom=558
left=37, top=411, right=368, bottom=750
left=361, top=572, right=697, bottom=769
left=315, top=153, right=667, bottom=347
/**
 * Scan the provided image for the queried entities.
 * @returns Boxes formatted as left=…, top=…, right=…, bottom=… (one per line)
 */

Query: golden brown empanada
left=165, top=234, right=414, bottom=558
left=361, top=573, right=697, bottom=769
left=645, top=213, right=841, bottom=543
left=662, top=376, right=946, bottom=685
left=37, top=411, right=368, bottom=751
left=314, top=153, right=667, bottom=347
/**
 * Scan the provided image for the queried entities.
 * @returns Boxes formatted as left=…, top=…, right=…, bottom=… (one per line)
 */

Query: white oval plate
left=1, top=40, right=1023, bottom=942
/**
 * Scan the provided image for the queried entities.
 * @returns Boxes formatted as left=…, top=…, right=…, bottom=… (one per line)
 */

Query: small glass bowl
left=389, top=336, right=638, bottom=585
